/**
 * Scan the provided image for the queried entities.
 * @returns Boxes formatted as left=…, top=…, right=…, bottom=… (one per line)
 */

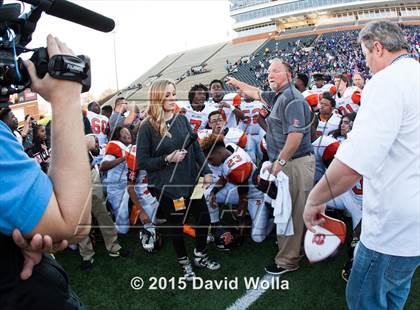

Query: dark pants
left=1, top=253, right=84, bottom=310
left=159, top=193, right=210, bottom=259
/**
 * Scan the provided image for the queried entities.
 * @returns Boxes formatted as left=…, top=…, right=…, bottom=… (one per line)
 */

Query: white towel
left=260, top=161, right=294, bottom=236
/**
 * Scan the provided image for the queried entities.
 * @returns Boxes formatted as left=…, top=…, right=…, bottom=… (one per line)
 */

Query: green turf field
left=56, top=230, right=420, bottom=310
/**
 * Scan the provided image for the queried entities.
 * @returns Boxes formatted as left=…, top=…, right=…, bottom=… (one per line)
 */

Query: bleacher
left=104, top=21, right=420, bottom=109
left=228, top=35, right=317, bottom=89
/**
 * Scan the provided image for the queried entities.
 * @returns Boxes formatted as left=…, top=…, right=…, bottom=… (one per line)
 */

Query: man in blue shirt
left=0, top=35, right=92, bottom=309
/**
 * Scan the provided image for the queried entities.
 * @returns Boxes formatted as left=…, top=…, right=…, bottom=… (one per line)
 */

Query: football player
left=174, top=84, right=216, bottom=132
left=198, top=110, right=247, bottom=150
left=86, top=101, right=109, bottom=147
left=334, top=74, right=362, bottom=114
left=125, top=145, right=161, bottom=253
left=208, top=79, right=245, bottom=128
left=100, top=126, right=132, bottom=234
left=316, top=92, right=342, bottom=137
left=238, top=92, right=266, bottom=162
left=201, top=135, right=272, bottom=243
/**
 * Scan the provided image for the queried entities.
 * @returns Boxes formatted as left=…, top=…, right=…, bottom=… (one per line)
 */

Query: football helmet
left=214, top=227, right=240, bottom=251
left=139, top=227, right=163, bottom=254
left=304, top=214, right=346, bottom=263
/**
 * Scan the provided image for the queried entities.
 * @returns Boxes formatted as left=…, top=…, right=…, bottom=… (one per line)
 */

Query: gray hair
left=358, top=21, right=410, bottom=52
left=269, top=58, right=293, bottom=75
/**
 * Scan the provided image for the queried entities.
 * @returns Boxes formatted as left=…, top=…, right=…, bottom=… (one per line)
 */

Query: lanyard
left=391, top=54, right=412, bottom=65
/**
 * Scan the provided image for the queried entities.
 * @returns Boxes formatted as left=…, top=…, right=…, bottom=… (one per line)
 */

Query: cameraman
left=0, top=35, right=91, bottom=309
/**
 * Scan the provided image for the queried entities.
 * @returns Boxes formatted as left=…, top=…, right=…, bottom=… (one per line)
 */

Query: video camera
left=0, top=0, right=115, bottom=107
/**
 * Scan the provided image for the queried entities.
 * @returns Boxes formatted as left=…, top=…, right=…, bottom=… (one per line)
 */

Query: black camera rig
left=0, top=0, right=115, bottom=107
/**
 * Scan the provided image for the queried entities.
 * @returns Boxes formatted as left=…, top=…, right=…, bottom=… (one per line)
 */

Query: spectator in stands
left=136, top=79, right=219, bottom=280
left=101, top=105, right=113, bottom=119
left=352, top=72, right=364, bottom=89
left=109, top=97, right=137, bottom=133
left=227, top=58, right=315, bottom=275
left=303, top=20, right=420, bottom=310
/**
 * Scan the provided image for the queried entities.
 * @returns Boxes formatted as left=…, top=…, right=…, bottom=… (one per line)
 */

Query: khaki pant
left=78, top=168, right=121, bottom=261
left=275, top=154, right=315, bottom=269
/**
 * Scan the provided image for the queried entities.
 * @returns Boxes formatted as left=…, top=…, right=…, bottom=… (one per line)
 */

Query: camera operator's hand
left=12, top=229, right=68, bottom=280
left=24, top=34, right=82, bottom=104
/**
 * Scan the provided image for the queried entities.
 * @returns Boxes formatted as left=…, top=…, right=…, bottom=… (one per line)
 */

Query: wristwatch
left=277, top=158, right=287, bottom=166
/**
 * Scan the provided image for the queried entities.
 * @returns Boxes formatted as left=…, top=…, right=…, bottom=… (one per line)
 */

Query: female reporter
left=136, top=79, right=220, bottom=280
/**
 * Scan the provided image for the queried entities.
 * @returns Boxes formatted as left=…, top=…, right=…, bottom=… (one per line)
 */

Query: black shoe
left=264, top=263, right=299, bottom=275
left=341, top=259, right=353, bottom=282
left=81, top=258, right=94, bottom=273
left=109, top=248, right=130, bottom=258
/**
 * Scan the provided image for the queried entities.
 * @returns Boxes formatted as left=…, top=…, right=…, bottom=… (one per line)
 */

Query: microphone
left=23, top=0, right=115, bottom=33
left=183, top=132, right=198, bottom=150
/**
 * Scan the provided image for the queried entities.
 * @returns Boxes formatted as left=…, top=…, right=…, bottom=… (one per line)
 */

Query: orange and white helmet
left=304, top=214, right=346, bottom=263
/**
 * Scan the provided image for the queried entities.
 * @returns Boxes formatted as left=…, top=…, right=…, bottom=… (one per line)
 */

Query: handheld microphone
left=23, top=0, right=115, bottom=33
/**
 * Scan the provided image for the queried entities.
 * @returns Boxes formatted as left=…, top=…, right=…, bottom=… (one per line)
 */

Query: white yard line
left=226, top=274, right=273, bottom=310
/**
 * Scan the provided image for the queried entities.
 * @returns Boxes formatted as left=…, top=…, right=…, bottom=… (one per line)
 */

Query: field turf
left=56, top=228, right=420, bottom=310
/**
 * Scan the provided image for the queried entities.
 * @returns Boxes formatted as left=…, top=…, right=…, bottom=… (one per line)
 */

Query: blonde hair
left=146, top=79, right=175, bottom=138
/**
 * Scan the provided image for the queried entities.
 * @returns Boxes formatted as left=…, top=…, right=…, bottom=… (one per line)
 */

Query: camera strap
left=47, top=54, right=91, bottom=92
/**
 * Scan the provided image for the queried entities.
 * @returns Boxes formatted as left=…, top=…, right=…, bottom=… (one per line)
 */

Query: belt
left=291, top=151, right=313, bottom=160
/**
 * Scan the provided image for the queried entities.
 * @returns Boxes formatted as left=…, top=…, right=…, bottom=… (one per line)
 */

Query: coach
left=227, top=58, right=315, bottom=275
left=303, top=21, right=420, bottom=309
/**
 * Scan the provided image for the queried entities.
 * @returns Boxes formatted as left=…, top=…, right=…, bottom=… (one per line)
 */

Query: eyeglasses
left=209, top=118, right=224, bottom=124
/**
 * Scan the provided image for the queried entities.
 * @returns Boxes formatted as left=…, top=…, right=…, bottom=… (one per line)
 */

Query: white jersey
left=316, top=110, right=342, bottom=137
left=208, top=92, right=242, bottom=128
left=197, top=128, right=247, bottom=150
left=336, top=86, right=361, bottom=114
left=176, top=101, right=216, bottom=132
left=239, top=100, right=264, bottom=135
left=87, top=111, right=109, bottom=146
left=311, top=83, right=336, bottom=95
left=312, top=135, right=340, bottom=182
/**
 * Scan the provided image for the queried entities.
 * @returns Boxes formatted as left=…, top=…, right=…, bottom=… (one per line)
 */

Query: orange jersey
left=302, top=89, right=321, bottom=108
left=222, top=146, right=255, bottom=185
left=105, top=141, right=129, bottom=158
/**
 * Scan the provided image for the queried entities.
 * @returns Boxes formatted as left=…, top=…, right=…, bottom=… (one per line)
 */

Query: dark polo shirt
left=262, top=84, right=313, bottom=162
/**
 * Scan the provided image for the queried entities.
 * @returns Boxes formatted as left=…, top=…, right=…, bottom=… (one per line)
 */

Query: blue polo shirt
left=0, top=120, right=52, bottom=235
